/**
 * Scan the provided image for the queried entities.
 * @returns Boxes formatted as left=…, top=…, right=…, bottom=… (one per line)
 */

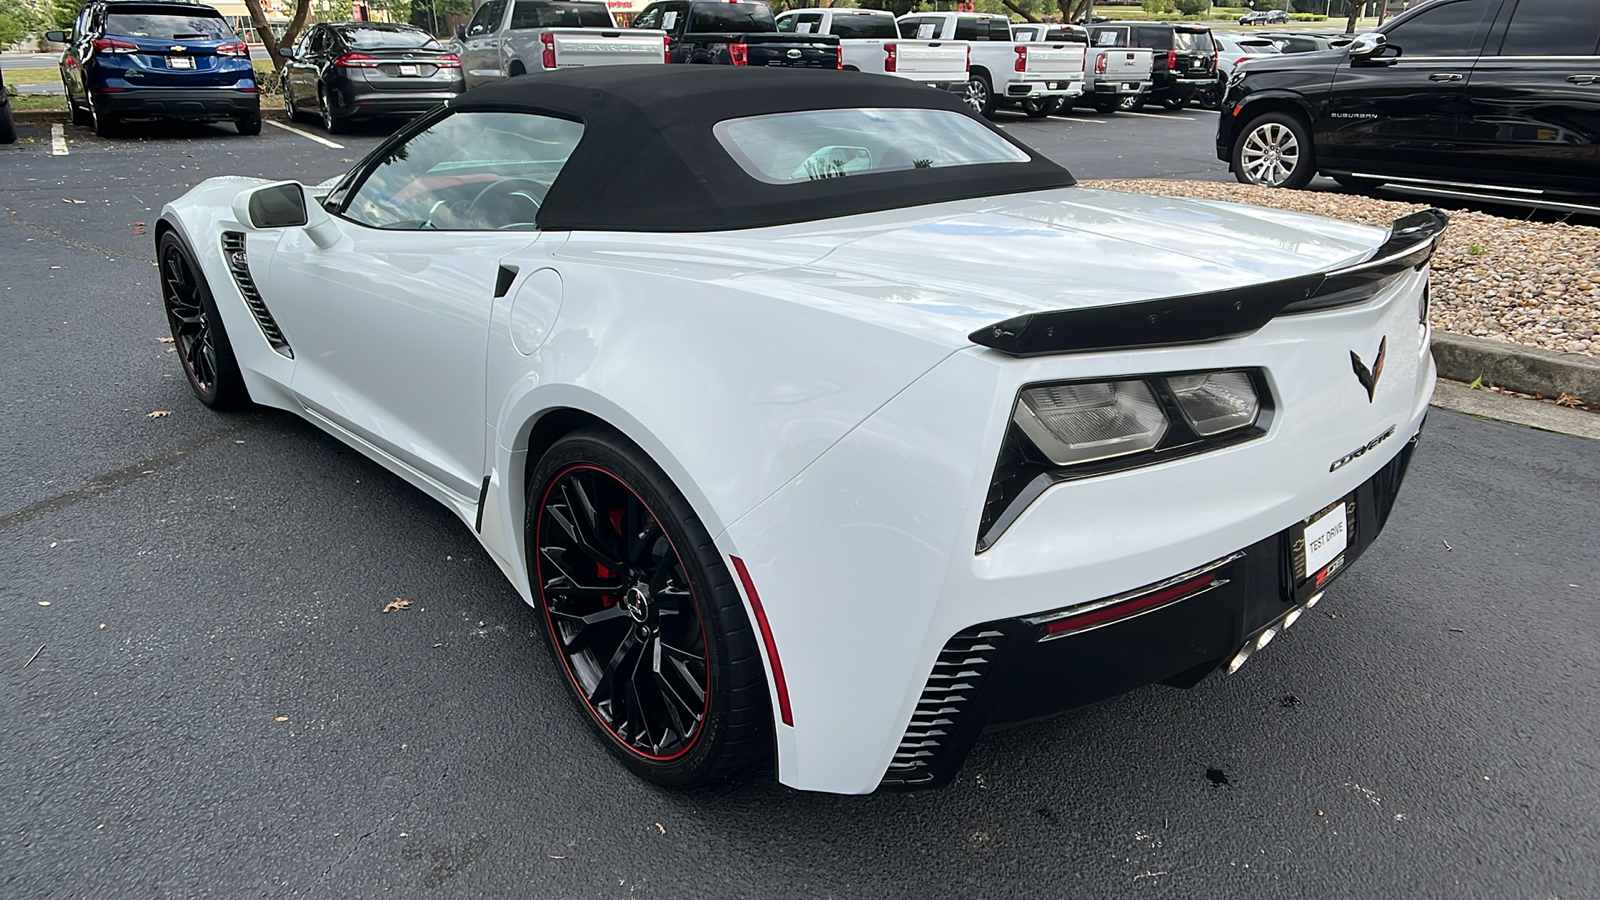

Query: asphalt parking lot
left=3, top=108, right=1598, bottom=899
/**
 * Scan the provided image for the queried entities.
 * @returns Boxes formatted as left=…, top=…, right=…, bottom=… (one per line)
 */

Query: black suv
left=1089, top=21, right=1216, bottom=110
left=1218, top=0, right=1600, bottom=212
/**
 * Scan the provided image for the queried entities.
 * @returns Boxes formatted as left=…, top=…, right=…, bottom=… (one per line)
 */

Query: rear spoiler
left=968, top=208, right=1447, bottom=357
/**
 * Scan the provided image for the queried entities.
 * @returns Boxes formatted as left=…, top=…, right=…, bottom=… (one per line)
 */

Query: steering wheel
left=463, top=177, right=548, bottom=230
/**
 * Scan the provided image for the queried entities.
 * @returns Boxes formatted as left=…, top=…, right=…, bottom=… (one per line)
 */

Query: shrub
left=1173, top=0, right=1209, bottom=12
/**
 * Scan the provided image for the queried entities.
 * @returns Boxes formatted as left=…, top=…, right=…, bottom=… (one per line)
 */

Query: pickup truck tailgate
left=547, top=29, right=667, bottom=67
left=1095, top=48, right=1151, bottom=79
left=1020, top=42, right=1085, bottom=77
left=893, top=40, right=967, bottom=78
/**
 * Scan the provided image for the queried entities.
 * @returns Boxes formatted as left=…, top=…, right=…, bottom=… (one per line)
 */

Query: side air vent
left=880, top=626, right=1003, bottom=788
left=221, top=231, right=292, bottom=358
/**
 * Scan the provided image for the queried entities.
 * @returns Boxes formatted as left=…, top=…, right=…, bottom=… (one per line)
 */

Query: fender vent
left=880, top=626, right=1002, bottom=789
left=221, top=231, right=292, bottom=358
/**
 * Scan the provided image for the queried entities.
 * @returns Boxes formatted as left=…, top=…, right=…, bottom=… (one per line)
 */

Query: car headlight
left=1166, top=370, right=1260, bottom=436
left=1012, top=379, right=1168, bottom=466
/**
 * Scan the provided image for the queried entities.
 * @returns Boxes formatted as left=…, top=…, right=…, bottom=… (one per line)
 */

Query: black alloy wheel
left=529, top=429, right=770, bottom=786
left=158, top=232, right=249, bottom=408
left=319, top=86, right=348, bottom=135
left=283, top=86, right=301, bottom=122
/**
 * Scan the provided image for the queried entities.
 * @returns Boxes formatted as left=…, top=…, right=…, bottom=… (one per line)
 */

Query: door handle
left=1428, top=72, right=1464, bottom=82
left=1568, top=74, right=1598, bottom=85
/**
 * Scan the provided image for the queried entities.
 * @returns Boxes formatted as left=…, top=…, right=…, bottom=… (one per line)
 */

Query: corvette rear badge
left=1350, top=337, right=1386, bottom=402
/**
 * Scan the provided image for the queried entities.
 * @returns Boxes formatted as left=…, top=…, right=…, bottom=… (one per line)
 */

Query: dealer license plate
left=398, top=64, right=419, bottom=76
left=1293, top=498, right=1353, bottom=584
left=168, top=56, right=194, bottom=69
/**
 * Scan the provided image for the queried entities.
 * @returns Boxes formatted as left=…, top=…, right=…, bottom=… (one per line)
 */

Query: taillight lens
left=436, top=53, right=461, bottom=68
left=540, top=32, right=556, bottom=69
left=836, top=44, right=843, bottom=69
left=884, top=42, right=896, bottom=72
left=1013, top=44, right=1027, bottom=73
left=92, top=37, right=138, bottom=54
left=1166, top=371, right=1260, bottom=436
left=216, top=41, right=249, bottom=58
left=1095, top=52, right=1107, bottom=74
left=1012, top=380, right=1168, bottom=466
left=1166, top=49, right=1177, bottom=69
left=730, top=41, right=748, bottom=65
left=662, top=35, right=671, bottom=63
left=965, top=45, right=971, bottom=70
left=1213, top=50, right=1219, bottom=69
left=334, top=53, right=379, bottom=68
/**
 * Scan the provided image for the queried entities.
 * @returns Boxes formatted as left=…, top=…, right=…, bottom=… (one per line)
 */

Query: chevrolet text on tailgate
left=776, top=8, right=967, bottom=91
left=456, top=0, right=666, bottom=89
left=897, top=11, right=1084, bottom=118
left=638, top=0, right=841, bottom=68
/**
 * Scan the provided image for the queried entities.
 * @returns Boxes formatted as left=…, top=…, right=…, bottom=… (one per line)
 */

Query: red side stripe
left=729, top=556, right=793, bottom=727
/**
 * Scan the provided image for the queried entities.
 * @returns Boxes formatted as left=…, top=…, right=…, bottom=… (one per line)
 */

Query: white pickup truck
left=1013, top=24, right=1153, bottom=114
left=896, top=12, right=1083, bottom=118
left=774, top=9, right=967, bottom=92
left=455, top=0, right=667, bottom=90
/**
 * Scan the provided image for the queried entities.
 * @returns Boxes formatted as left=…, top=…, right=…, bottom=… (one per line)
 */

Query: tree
left=1173, top=0, right=1208, bottom=13
left=0, top=0, right=48, bottom=45
left=243, top=0, right=314, bottom=71
left=49, top=0, right=87, bottom=32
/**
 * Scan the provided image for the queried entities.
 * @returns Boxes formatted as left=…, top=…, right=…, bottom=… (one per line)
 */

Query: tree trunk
left=1344, top=0, right=1361, bottom=33
left=1004, top=0, right=1040, bottom=23
left=243, top=0, right=313, bottom=72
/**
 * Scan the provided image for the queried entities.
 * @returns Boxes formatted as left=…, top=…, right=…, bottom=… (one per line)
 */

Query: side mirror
left=455, top=24, right=468, bottom=40
left=1348, top=32, right=1386, bottom=58
left=45, top=30, right=69, bottom=43
left=232, top=181, right=339, bottom=248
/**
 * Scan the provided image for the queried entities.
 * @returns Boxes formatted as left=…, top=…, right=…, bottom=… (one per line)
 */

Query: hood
left=731, top=187, right=1386, bottom=345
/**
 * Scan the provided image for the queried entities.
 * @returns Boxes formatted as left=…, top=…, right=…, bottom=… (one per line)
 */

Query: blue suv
left=47, top=1, right=261, bottom=137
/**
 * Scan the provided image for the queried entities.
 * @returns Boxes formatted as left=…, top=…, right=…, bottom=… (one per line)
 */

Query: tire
left=236, top=111, right=261, bottom=135
left=89, top=96, right=119, bottom=138
left=527, top=429, right=771, bottom=787
left=319, top=86, right=348, bottom=135
left=1232, top=111, right=1316, bottom=190
left=0, top=104, right=14, bottom=145
left=1022, top=96, right=1060, bottom=118
left=70, top=98, right=93, bottom=127
left=283, top=87, right=301, bottom=122
left=1162, top=95, right=1189, bottom=111
left=1120, top=94, right=1144, bottom=111
left=1091, top=97, right=1120, bottom=114
left=965, top=72, right=996, bottom=119
left=158, top=232, right=251, bottom=409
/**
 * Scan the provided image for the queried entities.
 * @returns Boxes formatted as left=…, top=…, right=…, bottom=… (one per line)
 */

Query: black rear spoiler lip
left=967, top=208, right=1448, bottom=358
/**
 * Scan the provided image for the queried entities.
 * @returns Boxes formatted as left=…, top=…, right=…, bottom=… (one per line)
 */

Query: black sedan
left=282, top=22, right=463, bottom=134
left=1238, top=10, right=1290, bottom=25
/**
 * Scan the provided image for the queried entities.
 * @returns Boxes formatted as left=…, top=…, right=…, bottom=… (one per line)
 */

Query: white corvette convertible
left=158, top=66, right=1441, bottom=795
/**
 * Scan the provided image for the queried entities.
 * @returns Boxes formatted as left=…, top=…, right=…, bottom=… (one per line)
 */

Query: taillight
left=540, top=32, right=556, bottom=69
left=965, top=45, right=971, bottom=70
left=92, top=37, right=138, bottom=54
left=1235, top=56, right=1249, bottom=67
left=1213, top=50, right=1219, bottom=69
left=730, top=41, right=748, bottom=65
left=1166, top=49, right=1176, bottom=69
left=436, top=53, right=461, bottom=68
left=1013, top=44, right=1026, bottom=73
left=216, top=41, right=249, bottom=58
left=333, top=53, right=379, bottom=68
left=835, top=44, right=842, bottom=69
left=1095, top=52, right=1107, bottom=74
left=884, top=43, right=896, bottom=72
left=662, top=35, right=670, bottom=63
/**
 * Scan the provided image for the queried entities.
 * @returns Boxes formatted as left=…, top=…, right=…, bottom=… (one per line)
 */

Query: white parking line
left=1055, top=116, right=1107, bottom=124
left=50, top=124, right=68, bottom=156
left=265, top=119, right=344, bottom=150
left=1118, top=111, right=1201, bottom=122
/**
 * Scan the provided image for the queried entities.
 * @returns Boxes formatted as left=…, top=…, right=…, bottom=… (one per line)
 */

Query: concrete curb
left=1432, top=380, right=1600, bottom=441
left=1432, top=332, right=1600, bottom=402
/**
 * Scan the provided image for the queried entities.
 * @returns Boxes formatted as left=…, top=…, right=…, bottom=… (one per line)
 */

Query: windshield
left=510, top=0, right=613, bottom=29
left=337, top=27, right=443, bottom=50
left=104, top=12, right=234, bottom=40
left=689, top=2, right=777, bottom=33
left=829, top=15, right=895, bottom=39
left=714, top=108, right=1031, bottom=185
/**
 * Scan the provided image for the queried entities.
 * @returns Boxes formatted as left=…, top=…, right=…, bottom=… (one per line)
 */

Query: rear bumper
left=1004, top=78, right=1085, bottom=98
left=343, top=91, right=458, bottom=119
left=880, top=431, right=1420, bottom=790
left=96, top=88, right=260, bottom=120
left=1087, top=78, right=1151, bottom=96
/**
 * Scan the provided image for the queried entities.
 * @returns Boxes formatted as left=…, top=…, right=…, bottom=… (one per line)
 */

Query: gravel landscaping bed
left=1083, top=179, right=1600, bottom=358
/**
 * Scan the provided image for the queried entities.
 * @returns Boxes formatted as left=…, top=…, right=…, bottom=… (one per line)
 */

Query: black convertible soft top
left=446, top=66, right=1076, bottom=232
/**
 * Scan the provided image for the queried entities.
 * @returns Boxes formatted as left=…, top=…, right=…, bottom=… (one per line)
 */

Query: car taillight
left=540, top=32, right=556, bottom=68
left=884, top=42, right=896, bottom=72
left=965, top=45, right=971, bottom=70
left=835, top=44, right=842, bottom=69
left=1095, top=52, right=1107, bottom=73
left=1213, top=50, right=1219, bottom=69
left=216, top=41, right=249, bottom=58
left=1014, top=44, right=1026, bottom=72
left=730, top=41, right=748, bottom=65
left=1235, top=56, right=1249, bottom=67
left=92, top=37, right=138, bottom=54
left=1166, top=49, right=1177, bottom=69
left=662, top=35, right=670, bottom=63
left=435, top=53, right=461, bottom=68
left=333, top=53, right=379, bottom=68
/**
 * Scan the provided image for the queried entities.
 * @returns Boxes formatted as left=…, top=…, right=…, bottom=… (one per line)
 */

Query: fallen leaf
left=49, top=542, right=58, bottom=548
left=38, top=601, right=51, bottom=607
left=275, top=716, right=289, bottom=722
left=654, top=822, right=666, bottom=835
left=164, top=347, right=176, bottom=353
left=157, top=336, right=175, bottom=343
left=382, top=598, right=412, bottom=614
left=132, top=226, right=146, bottom=235
left=547, top=854, right=566, bottom=860
left=147, top=410, right=172, bottom=418
left=1555, top=393, right=1582, bottom=408
left=62, top=198, right=86, bottom=204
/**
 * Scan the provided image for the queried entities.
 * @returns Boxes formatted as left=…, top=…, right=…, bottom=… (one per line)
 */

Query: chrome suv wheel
left=1233, top=111, right=1315, bottom=190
